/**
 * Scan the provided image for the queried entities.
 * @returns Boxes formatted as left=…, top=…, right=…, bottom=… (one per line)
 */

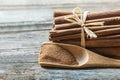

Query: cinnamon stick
left=95, top=27, right=120, bottom=36
left=51, top=25, right=120, bottom=37
left=87, top=16, right=120, bottom=24
left=50, top=34, right=120, bottom=41
left=49, top=27, right=120, bottom=41
left=54, top=23, right=81, bottom=30
left=53, top=23, right=120, bottom=30
left=49, top=33, right=81, bottom=41
left=54, top=22, right=105, bottom=30
left=54, top=16, right=120, bottom=24
left=88, top=47, right=120, bottom=59
left=90, top=34, right=120, bottom=40
left=54, top=10, right=72, bottom=17
left=55, top=39, right=120, bottom=48
left=54, top=9, right=120, bottom=18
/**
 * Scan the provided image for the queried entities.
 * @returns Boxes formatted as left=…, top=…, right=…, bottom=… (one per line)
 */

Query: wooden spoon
left=39, top=42, right=120, bottom=68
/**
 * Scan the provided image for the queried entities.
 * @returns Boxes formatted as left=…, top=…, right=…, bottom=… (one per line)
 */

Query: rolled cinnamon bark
left=54, top=17, right=120, bottom=30
left=87, top=16, right=120, bottom=24
left=54, top=23, right=82, bottom=30
left=53, top=23, right=120, bottom=30
left=55, top=16, right=120, bottom=24
left=95, top=27, right=120, bottom=36
left=50, top=34, right=120, bottom=41
left=54, top=10, right=72, bottom=17
left=54, top=22, right=105, bottom=30
left=49, top=27, right=120, bottom=41
left=54, top=39, right=120, bottom=48
left=90, top=34, right=120, bottom=40
left=51, top=9, right=120, bottom=59
left=51, top=25, right=120, bottom=37
left=54, top=9, right=120, bottom=18
left=49, top=33, right=81, bottom=41
left=88, top=47, right=120, bottom=59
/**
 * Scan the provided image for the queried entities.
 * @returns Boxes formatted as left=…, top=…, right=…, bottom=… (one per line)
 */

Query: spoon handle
left=85, top=50, right=120, bottom=67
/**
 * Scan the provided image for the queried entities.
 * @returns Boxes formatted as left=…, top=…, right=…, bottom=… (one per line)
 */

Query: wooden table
left=0, top=1, right=120, bottom=79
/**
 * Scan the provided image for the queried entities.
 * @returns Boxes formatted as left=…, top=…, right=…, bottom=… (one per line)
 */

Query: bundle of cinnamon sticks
left=49, top=9, right=120, bottom=58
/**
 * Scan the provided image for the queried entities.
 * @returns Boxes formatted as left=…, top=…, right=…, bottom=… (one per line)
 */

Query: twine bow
left=64, top=7, right=103, bottom=48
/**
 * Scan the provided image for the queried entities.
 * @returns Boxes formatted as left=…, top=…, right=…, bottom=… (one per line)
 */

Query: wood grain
left=0, top=1, right=119, bottom=79
left=0, top=30, right=119, bottom=79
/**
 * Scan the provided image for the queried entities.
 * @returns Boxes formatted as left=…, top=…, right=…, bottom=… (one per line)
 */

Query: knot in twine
left=64, top=7, right=103, bottom=48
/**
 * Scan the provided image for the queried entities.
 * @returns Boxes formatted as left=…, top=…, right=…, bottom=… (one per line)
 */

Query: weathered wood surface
left=0, top=0, right=119, bottom=9
left=0, top=0, right=120, bottom=80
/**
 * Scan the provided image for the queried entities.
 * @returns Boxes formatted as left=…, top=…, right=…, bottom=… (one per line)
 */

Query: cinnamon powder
left=40, top=44, right=78, bottom=65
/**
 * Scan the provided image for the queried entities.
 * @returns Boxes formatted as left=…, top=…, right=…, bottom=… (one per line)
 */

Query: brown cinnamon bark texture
left=50, top=34, right=120, bottom=41
left=49, top=27, right=120, bottom=41
left=87, top=17, right=120, bottom=25
left=53, top=23, right=120, bottom=30
left=51, top=25, right=120, bottom=37
left=49, top=9, right=120, bottom=59
left=88, top=47, right=120, bottom=59
left=54, top=9, right=120, bottom=18
left=54, top=16, right=120, bottom=24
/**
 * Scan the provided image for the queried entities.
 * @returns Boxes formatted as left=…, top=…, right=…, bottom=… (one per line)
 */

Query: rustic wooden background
left=0, top=0, right=120, bottom=80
